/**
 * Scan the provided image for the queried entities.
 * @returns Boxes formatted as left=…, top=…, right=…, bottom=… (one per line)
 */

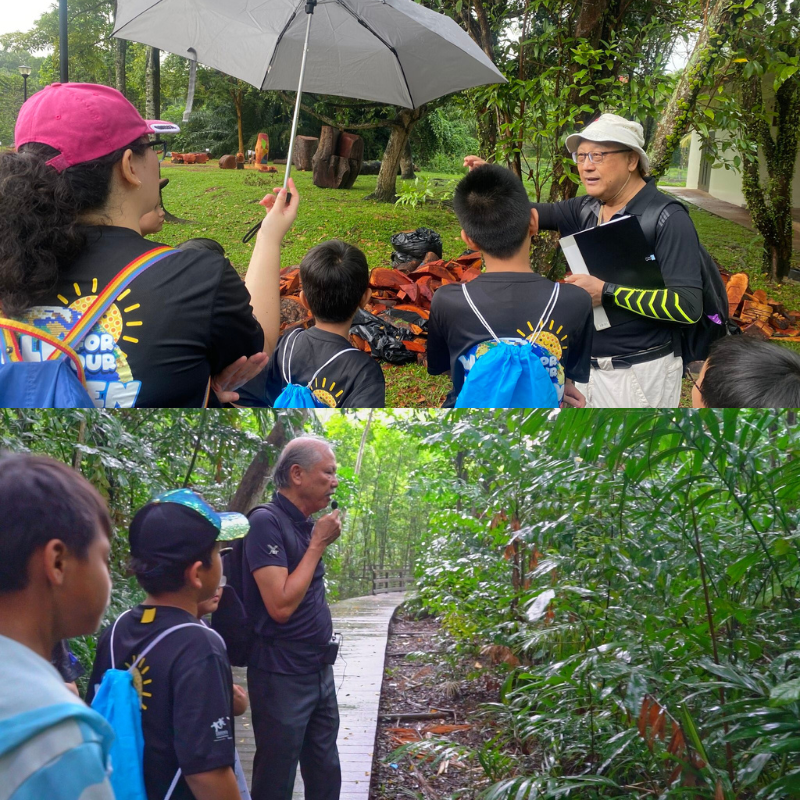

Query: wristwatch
left=602, top=282, right=618, bottom=304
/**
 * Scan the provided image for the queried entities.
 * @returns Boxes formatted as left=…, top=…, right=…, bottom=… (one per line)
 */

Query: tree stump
left=293, top=136, right=319, bottom=171
left=312, top=126, right=340, bottom=188
left=219, top=154, right=237, bottom=169
left=312, top=127, right=364, bottom=189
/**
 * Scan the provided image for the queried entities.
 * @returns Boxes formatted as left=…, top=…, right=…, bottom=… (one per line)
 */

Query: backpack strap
left=528, top=283, right=560, bottom=346
left=636, top=192, right=687, bottom=249
left=307, top=346, right=359, bottom=387
left=462, top=281, right=559, bottom=346
left=0, top=319, right=87, bottom=385
left=56, top=246, right=178, bottom=356
left=109, top=608, right=133, bottom=670
left=462, top=283, right=501, bottom=342
left=129, top=621, right=225, bottom=671
left=281, top=328, right=304, bottom=385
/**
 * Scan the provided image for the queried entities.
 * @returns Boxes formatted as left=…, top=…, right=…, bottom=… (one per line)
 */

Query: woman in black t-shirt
left=0, top=83, right=293, bottom=407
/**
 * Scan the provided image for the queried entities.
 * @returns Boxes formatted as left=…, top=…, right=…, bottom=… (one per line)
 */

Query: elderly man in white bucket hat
left=464, top=113, right=704, bottom=408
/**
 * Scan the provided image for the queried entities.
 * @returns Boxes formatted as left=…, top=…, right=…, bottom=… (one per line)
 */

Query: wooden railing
left=372, top=570, right=412, bottom=594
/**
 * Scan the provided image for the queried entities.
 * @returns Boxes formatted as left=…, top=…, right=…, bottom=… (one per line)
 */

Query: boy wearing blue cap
left=87, top=489, right=250, bottom=800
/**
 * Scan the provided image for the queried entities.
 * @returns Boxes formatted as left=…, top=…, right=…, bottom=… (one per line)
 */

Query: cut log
left=409, top=263, right=456, bottom=281
left=742, top=320, right=772, bottom=340
left=219, top=155, right=237, bottom=169
left=726, top=273, right=749, bottom=316
left=293, top=135, right=319, bottom=171
left=312, top=126, right=340, bottom=188
left=394, top=304, right=430, bottom=319
left=280, top=296, right=312, bottom=330
left=311, top=127, right=364, bottom=189
left=370, top=268, right=414, bottom=288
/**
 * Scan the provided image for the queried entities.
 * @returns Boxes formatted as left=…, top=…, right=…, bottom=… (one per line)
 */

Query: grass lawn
left=154, top=161, right=799, bottom=407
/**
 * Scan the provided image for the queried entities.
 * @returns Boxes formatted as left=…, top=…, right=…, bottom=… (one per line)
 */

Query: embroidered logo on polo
left=210, top=716, right=232, bottom=740
left=267, top=545, right=280, bottom=555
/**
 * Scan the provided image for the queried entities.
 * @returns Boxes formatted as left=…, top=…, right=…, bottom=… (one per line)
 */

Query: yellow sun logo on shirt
left=58, top=279, right=144, bottom=348
left=310, top=376, right=344, bottom=408
left=518, top=319, right=568, bottom=361
left=124, top=655, right=154, bottom=710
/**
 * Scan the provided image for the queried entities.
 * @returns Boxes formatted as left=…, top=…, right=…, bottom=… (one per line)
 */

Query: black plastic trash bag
left=349, top=309, right=417, bottom=365
left=380, top=308, right=429, bottom=334
left=390, top=227, right=443, bottom=267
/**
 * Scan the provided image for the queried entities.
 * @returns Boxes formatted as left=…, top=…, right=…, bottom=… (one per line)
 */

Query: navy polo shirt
left=243, top=492, right=333, bottom=674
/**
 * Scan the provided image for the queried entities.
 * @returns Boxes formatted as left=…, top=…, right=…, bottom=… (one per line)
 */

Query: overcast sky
left=0, top=1, right=56, bottom=39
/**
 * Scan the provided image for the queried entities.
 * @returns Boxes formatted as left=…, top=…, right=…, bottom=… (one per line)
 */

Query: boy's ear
left=528, top=208, right=538, bottom=237
left=461, top=229, right=479, bottom=251
left=185, top=561, right=204, bottom=591
left=359, top=288, right=372, bottom=309
left=298, top=291, right=310, bottom=311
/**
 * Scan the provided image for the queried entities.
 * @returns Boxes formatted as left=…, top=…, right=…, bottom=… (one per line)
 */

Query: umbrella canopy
left=113, top=0, right=505, bottom=109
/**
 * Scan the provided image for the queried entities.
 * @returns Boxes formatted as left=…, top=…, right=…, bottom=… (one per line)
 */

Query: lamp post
left=59, top=0, right=68, bottom=82
left=18, top=66, right=31, bottom=103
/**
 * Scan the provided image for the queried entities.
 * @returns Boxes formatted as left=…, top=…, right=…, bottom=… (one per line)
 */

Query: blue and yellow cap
left=130, top=488, right=249, bottom=565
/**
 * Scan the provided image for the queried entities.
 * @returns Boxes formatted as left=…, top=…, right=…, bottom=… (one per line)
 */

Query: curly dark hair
left=0, top=138, right=149, bottom=317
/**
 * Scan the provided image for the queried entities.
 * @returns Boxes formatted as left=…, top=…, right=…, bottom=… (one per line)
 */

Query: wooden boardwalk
left=232, top=592, right=405, bottom=800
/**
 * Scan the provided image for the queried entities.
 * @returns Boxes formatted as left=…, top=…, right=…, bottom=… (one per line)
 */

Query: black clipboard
left=560, top=214, right=664, bottom=330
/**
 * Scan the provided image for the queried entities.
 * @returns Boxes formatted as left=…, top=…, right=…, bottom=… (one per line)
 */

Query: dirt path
left=370, top=611, right=501, bottom=799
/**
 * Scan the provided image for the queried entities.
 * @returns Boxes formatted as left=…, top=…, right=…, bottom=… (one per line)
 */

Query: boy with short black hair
left=692, top=335, right=800, bottom=408
left=87, top=489, right=250, bottom=800
left=427, top=164, right=594, bottom=407
left=0, top=453, right=115, bottom=800
left=240, top=239, right=385, bottom=408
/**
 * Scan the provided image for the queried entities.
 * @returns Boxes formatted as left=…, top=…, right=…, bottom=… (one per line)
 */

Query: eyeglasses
left=149, top=139, right=167, bottom=161
left=572, top=149, right=630, bottom=165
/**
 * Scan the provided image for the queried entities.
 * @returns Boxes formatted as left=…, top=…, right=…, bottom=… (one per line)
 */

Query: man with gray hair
left=242, top=436, right=342, bottom=800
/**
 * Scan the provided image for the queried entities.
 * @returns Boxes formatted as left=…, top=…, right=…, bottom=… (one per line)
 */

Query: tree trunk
left=146, top=47, right=161, bottom=120
left=227, top=412, right=303, bottom=513
left=234, top=87, right=245, bottom=155
left=399, top=140, right=415, bottom=180
left=355, top=409, right=373, bottom=477
left=648, top=0, right=741, bottom=177
left=115, top=39, right=127, bottom=97
left=366, top=108, right=423, bottom=202
left=739, top=74, right=800, bottom=282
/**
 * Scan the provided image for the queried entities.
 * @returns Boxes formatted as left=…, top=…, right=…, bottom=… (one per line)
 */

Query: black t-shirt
left=243, top=493, right=333, bottom=675
left=238, top=326, right=385, bottom=408
left=532, top=179, right=703, bottom=357
left=20, top=226, right=264, bottom=407
left=427, top=272, right=593, bottom=401
left=87, top=605, right=235, bottom=799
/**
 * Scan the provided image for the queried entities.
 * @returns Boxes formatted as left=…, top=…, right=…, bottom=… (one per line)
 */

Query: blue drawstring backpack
left=455, top=282, right=561, bottom=409
left=90, top=610, right=209, bottom=800
left=273, top=328, right=359, bottom=408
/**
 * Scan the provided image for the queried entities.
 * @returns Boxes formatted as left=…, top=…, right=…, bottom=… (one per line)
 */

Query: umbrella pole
left=284, top=0, right=317, bottom=194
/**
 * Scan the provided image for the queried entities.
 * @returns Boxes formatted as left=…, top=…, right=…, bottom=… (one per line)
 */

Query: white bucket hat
left=564, top=113, right=649, bottom=173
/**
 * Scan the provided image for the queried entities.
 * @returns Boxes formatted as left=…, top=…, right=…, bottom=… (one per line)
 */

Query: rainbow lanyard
left=0, top=246, right=177, bottom=384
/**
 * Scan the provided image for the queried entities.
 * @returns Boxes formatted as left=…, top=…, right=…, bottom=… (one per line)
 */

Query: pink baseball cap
left=14, top=82, right=180, bottom=172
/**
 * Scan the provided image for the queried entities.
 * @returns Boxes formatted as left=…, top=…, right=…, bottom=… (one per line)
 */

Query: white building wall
left=684, top=129, right=800, bottom=207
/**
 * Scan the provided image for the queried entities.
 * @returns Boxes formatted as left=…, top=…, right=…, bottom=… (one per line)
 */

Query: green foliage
left=398, top=409, right=800, bottom=798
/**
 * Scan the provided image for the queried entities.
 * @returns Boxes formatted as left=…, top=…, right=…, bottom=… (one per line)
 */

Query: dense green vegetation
left=400, top=409, right=800, bottom=798
left=1, top=409, right=799, bottom=798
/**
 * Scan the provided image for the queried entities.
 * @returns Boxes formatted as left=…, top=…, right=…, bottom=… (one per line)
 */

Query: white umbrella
left=113, top=0, right=506, bottom=194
